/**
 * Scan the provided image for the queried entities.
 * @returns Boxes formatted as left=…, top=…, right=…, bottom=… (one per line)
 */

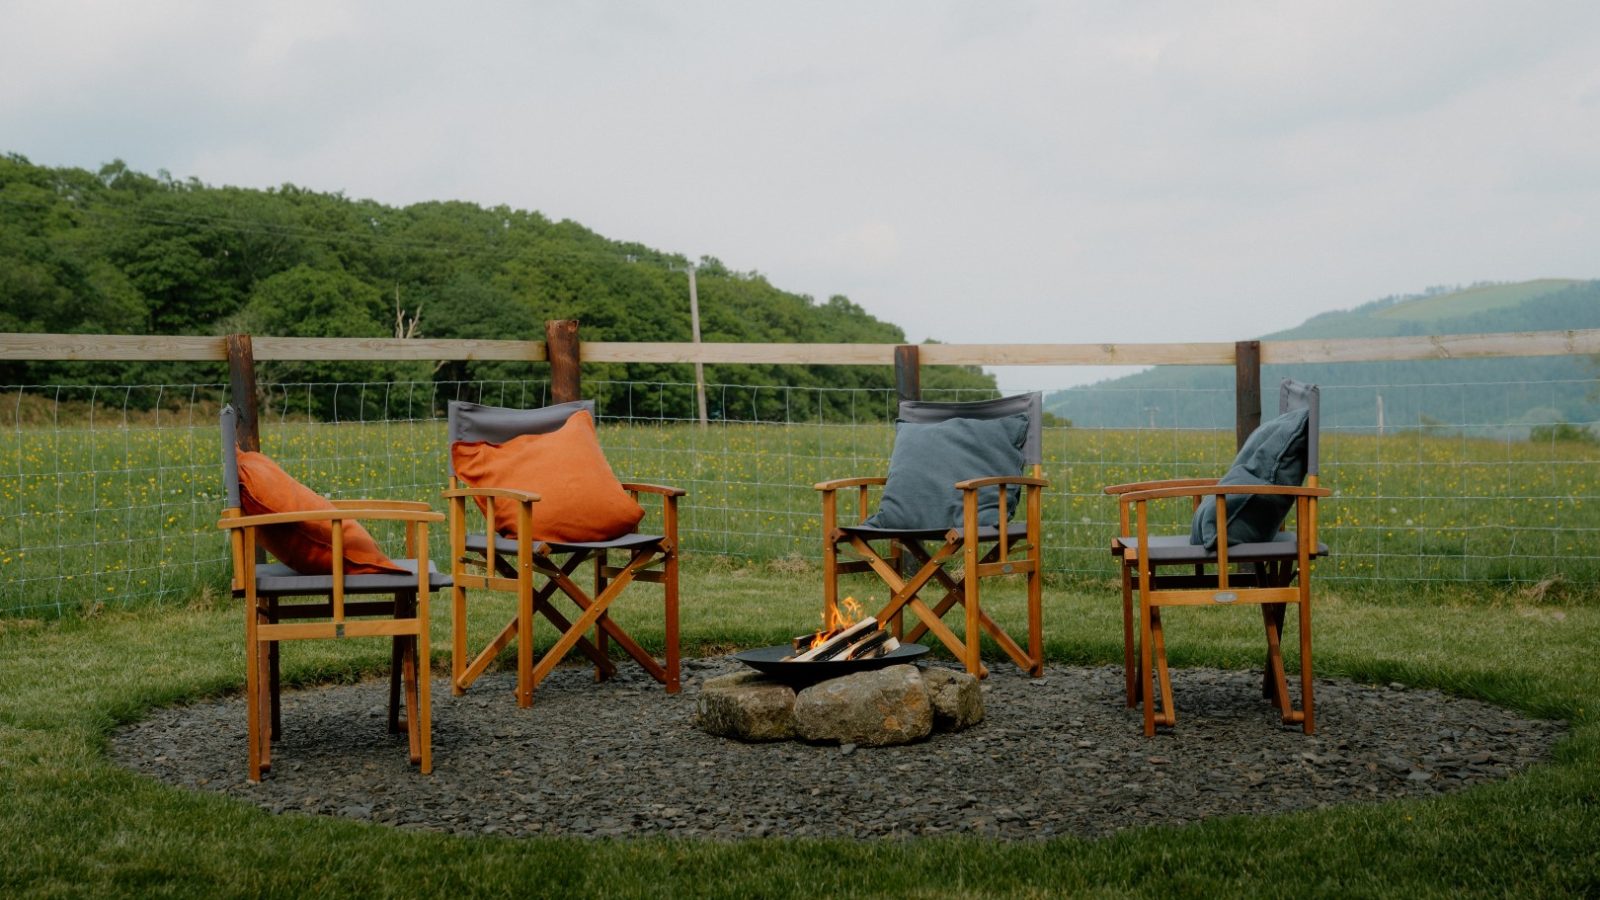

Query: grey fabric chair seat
left=252, top=558, right=451, bottom=596
left=465, top=532, right=665, bottom=555
left=839, top=521, right=1031, bottom=542
left=1116, top=533, right=1328, bottom=565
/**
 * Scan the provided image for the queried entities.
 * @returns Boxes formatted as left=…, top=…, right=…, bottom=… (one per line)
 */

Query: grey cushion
left=898, top=393, right=1044, bottom=467
left=1191, top=406, right=1310, bottom=549
left=447, top=399, right=595, bottom=445
left=866, top=414, right=1028, bottom=531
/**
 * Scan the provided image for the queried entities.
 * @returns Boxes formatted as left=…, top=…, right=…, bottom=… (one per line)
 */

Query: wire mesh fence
left=3, top=372, right=1597, bottom=618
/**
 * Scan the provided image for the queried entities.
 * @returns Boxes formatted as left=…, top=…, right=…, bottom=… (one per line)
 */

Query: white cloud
left=3, top=1, right=1598, bottom=391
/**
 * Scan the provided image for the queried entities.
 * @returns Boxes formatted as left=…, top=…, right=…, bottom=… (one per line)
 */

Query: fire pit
left=732, top=642, right=929, bottom=686
left=732, top=603, right=929, bottom=686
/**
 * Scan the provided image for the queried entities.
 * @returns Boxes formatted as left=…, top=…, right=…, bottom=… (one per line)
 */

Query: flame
left=806, top=596, right=867, bottom=650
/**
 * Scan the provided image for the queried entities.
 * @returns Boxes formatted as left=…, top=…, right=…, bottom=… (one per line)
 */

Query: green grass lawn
left=2, top=565, right=1598, bottom=898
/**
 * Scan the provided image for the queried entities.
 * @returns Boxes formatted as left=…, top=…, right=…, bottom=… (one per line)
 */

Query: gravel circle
left=110, top=659, right=1566, bottom=841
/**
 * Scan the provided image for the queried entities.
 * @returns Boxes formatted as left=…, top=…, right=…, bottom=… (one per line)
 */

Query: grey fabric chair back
left=897, top=392, right=1044, bottom=468
left=1279, top=379, right=1320, bottom=477
left=446, top=399, right=597, bottom=476
left=221, top=404, right=241, bottom=508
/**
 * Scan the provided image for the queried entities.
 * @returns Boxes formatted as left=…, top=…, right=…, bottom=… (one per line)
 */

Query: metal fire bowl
left=732, top=643, right=930, bottom=686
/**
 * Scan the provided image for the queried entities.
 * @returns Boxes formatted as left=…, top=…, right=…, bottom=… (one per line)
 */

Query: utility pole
left=687, top=263, right=708, bottom=426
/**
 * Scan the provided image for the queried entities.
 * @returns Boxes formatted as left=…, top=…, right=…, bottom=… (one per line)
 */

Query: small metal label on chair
left=1212, top=592, right=1238, bottom=603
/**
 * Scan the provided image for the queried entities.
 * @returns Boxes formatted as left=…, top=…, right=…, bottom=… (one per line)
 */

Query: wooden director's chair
left=817, top=393, right=1048, bottom=678
left=443, top=399, right=682, bottom=707
left=1105, top=379, right=1330, bottom=736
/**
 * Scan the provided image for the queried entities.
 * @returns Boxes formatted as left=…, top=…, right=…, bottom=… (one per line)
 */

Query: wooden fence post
left=546, top=319, right=582, bottom=404
left=226, top=333, right=260, bottom=452
left=894, top=344, right=921, bottom=405
left=1235, top=339, right=1262, bottom=450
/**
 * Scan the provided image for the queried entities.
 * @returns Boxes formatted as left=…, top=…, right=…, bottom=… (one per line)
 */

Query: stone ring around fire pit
left=694, top=662, right=984, bottom=748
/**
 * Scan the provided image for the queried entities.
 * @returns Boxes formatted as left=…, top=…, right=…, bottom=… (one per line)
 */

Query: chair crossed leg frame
left=1123, top=558, right=1314, bottom=737
left=828, top=529, right=1045, bottom=678
left=450, top=540, right=680, bottom=708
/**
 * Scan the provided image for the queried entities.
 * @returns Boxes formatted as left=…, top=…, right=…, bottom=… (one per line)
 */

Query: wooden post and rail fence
left=4, top=324, right=1599, bottom=453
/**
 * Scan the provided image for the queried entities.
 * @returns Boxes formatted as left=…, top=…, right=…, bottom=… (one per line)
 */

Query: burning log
left=785, top=616, right=901, bottom=663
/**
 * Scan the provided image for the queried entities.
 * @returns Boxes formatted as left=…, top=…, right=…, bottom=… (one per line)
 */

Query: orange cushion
left=451, top=409, right=644, bottom=543
left=236, top=451, right=407, bottom=575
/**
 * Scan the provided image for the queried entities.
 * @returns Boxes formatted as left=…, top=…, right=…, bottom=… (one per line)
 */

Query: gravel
left=109, top=658, right=1566, bottom=841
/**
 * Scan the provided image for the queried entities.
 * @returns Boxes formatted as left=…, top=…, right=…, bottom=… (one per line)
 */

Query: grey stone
left=793, top=665, right=933, bottom=747
left=922, top=666, right=985, bottom=732
left=693, top=670, right=796, bottom=741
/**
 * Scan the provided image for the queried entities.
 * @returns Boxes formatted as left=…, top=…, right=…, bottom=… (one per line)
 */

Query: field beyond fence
left=3, top=364, right=1598, bottom=618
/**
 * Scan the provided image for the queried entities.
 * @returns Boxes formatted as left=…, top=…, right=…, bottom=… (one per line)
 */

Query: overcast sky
left=3, top=1, right=1598, bottom=390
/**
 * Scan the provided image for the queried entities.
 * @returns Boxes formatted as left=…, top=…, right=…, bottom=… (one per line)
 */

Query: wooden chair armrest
left=1103, top=478, right=1218, bottom=495
left=329, top=498, right=434, bottom=512
left=219, top=507, right=445, bottom=530
left=621, top=482, right=687, bottom=498
left=814, top=476, right=887, bottom=492
left=954, top=475, right=1050, bottom=490
left=441, top=486, right=540, bottom=503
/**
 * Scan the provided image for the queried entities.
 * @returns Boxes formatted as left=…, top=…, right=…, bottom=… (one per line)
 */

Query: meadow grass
left=1, top=564, right=1598, bottom=897
left=4, top=417, right=1598, bottom=617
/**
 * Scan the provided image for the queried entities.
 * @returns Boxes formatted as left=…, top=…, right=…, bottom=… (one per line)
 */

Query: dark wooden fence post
left=226, top=333, right=260, bottom=452
left=1235, top=339, right=1262, bottom=450
left=894, top=344, right=921, bottom=406
left=546, top=319, right=582, bottom=403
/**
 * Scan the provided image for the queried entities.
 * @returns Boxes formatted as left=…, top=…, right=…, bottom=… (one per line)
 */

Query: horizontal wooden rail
left=1264, top=329, right=1600, bottom=364
left=2, top=328, right=1597, bottom=365
left=0, top=334, right=545, bottom=362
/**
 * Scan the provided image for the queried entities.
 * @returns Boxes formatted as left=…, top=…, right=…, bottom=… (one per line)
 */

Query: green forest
left=0, top=154, right=996, bottom=419
left=1047, top=279, right=1600, bottom=436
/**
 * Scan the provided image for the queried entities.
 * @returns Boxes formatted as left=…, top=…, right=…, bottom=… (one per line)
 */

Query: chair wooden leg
left=1299, top=588, right=1315, bottom=735
left=418, top=608, right=433, bottom=773
left=1026, top=557, right=1043, bottom=677
left=388, top=637, right=404, bottom=734
left=1122, top=565, right=1137, bottom=707
left=258, top=667, right=274, bottom=774
left=1150, top=607, right=1174, bottom=728
left=664, top=548, right=681, bottom=694
left=1140, top=595, right=1155, bottom=737
left=1262, top=603, right=1286, bottom=702
left=246, top=599, right=263, bottom=782
left=822, top=534, right=840, bottom=628
left=964, top=574, right=982, bottom=677
left=451, top=581, right=468, bottom=697
left=1262, top=604, right=1305, bottom=728
left=887, top=541, right=906, bottom=639
left=268, top=597, right=281, bottom=740
left=403, top=637, right=421, bottom=765
left=594, top=552, right=611, bottom=683
left=516, top=565, right=534, bottom=709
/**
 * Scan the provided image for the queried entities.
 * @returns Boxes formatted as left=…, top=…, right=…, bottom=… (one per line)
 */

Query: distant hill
left=0, top=154, right=996, bottom=420
left=1046, top=280, right=1600, bottom=436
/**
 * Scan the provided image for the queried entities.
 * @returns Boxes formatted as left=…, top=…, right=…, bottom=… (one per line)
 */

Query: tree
left=234, top=265, right=431, bottom=419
